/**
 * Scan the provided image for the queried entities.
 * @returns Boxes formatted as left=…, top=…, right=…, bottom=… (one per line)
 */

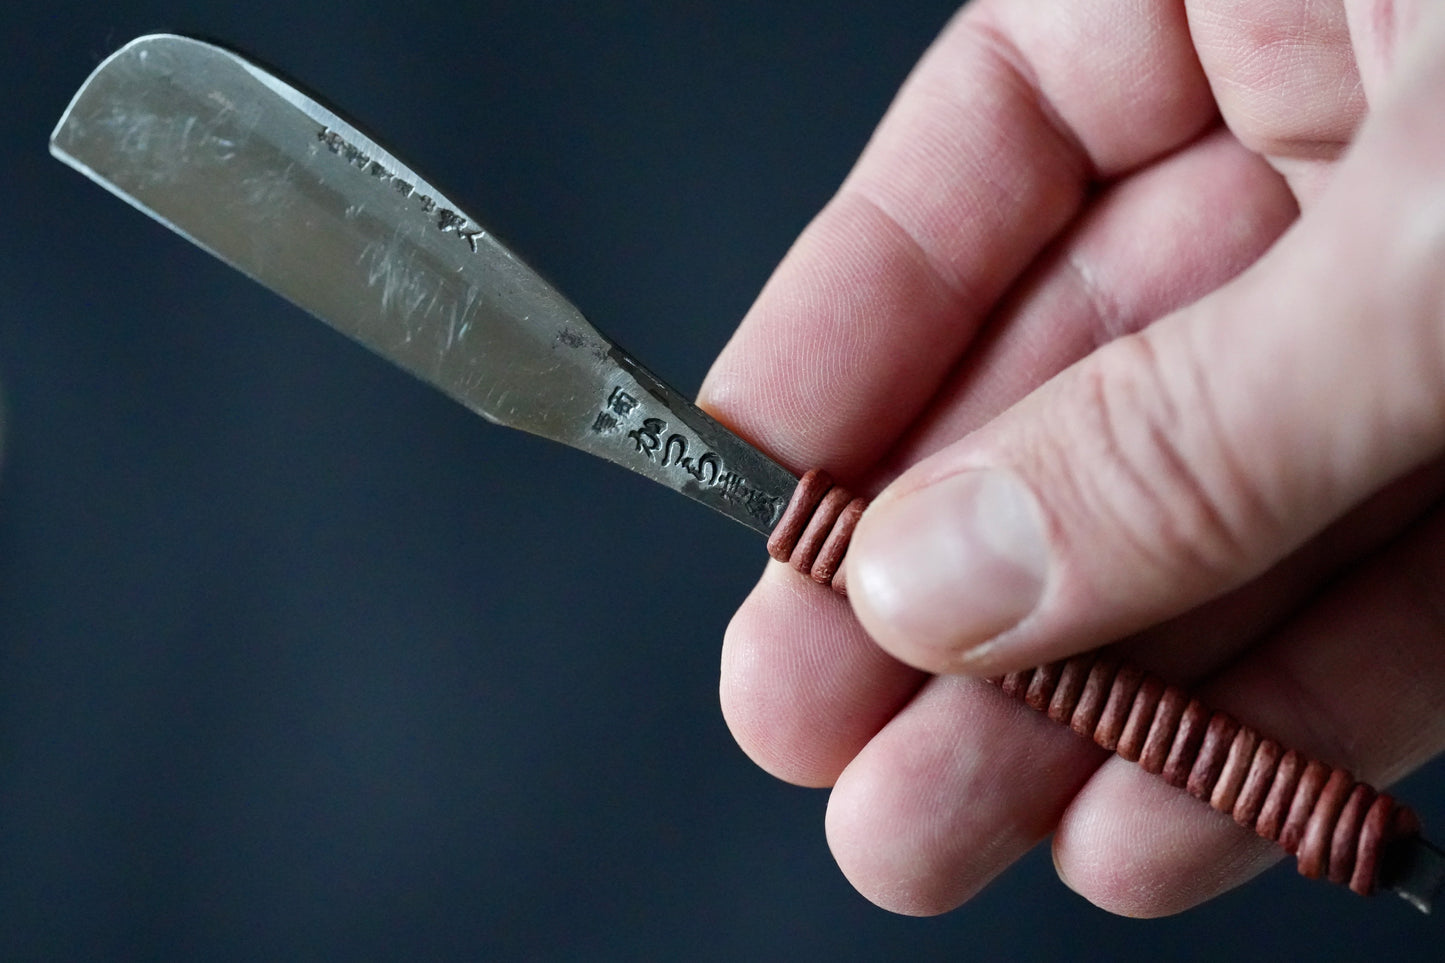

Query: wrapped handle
left=768, top=468, right=1421, bottom=897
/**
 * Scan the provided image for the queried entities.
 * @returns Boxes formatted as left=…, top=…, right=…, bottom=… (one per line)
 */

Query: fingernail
left=848, top=470, right=1048, bottom=663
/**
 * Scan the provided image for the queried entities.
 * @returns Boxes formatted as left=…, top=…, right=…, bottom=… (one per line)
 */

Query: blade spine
left=51, top=34, right=471, bottom=228
left=233, top=50, right=472, bottom=228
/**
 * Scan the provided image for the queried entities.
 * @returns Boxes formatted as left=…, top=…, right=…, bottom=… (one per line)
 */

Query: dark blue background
left=3, top=1, right=1441, bottom=959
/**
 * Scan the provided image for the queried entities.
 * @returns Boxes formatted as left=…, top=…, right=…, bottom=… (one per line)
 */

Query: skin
left=697, top=0, right=1445, bottom=917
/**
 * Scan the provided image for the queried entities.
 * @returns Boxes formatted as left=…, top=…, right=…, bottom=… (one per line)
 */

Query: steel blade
left=51, top=34, right=794, bottom=534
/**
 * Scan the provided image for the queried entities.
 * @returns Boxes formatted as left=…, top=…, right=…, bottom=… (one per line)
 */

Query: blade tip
left=49, top=34, right=210, bottom=169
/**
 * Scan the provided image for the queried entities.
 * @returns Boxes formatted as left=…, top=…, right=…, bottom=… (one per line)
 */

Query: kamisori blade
left=51, top=34, right=795, bottom=534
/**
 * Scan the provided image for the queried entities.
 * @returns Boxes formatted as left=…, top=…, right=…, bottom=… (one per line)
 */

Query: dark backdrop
left=2, top=1, right=1440, bottom=959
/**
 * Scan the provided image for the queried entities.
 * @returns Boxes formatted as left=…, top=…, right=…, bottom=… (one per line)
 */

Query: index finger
left=698, top=0, right=1216, bottom=480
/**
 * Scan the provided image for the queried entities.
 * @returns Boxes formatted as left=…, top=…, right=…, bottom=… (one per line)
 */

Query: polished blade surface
left=51, top=35, right=795, bottom=534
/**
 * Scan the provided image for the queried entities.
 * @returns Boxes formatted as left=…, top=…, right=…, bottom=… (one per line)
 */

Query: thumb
left=846, top=11, right=1445, bottom=676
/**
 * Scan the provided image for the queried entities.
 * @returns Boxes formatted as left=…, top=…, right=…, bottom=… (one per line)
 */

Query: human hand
left=698, top=0, right=1445, bottom=916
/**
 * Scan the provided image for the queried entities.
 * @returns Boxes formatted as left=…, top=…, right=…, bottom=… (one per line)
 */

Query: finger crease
left=843, top=187, right=981, bottom=313
left=966, top=19, right=1100, bottom=184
